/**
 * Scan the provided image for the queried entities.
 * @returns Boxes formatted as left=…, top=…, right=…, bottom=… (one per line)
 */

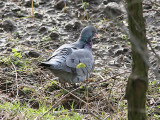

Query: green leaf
left=116, top=76, right=120, bottom=78
left=151, top=40, right=157, bottom=43
left=12, top=48, right=17, bottom=52
left=121, top=34, right=127, bottom=40
left=76, top=63, right=86, bottom=68
left=51, top=80, right=57, bottom=84
left=80, top=85, right=83, bottom=89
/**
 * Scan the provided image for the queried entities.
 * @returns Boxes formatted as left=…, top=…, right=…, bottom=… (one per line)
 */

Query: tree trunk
left=126, top=0, right=149, bottom=120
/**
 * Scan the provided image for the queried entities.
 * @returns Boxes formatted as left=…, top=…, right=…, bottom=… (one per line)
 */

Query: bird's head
left=79, top=26, right=97, bottom=45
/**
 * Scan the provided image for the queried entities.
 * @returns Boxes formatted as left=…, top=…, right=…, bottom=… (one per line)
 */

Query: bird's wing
left=41, top=44, right=75, bottom=72
left=66, top=49, right=94, bottom=76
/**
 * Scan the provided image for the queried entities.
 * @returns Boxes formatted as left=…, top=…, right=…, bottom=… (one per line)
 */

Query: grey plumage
left=41, top=26, right=96, bottom=83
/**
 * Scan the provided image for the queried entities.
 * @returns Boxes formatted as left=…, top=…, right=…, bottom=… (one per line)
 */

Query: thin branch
left=32, top=0, right=34, bottom=19
left=148, top=40, right=160, bottom=61
left=150, top=0, right=160, bottom=7
left=11, top=62, right=19, bottom=101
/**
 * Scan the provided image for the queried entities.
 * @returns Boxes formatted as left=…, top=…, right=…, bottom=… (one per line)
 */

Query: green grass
left=0, top=101, right=84, bottom=120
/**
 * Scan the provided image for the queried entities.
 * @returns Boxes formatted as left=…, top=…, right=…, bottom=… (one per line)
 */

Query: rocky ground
left=0, top=0, right=160, bottom=119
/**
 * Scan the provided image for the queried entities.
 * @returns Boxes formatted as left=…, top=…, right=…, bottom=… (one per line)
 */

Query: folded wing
left=66, top=49, right=94, bottom=80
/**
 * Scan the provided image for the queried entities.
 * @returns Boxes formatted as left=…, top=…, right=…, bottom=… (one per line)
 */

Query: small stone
left=155, top=46, right=160, bottom=50
left=6, top=48, right=12, bottom=52
left=144, top=4, right=152, bottom=9
left=103, top=0, right=109, bottom=5
left=103, top=2, right=123, bottom=18
left=73, top=21, right=81, bottom=30
left=114, top=49, right=124, bottom=56
left=0, top=28, right=3, bottom=33
left=0, top=1, right=5, bottom=8
left=65, top=21, right=81, bottom=31
left=49, top=32, right=59, bottom=40
left=2, top=19, right=16, bottom=32
left=38, top=26, right=48, bottom=34
left=34, top=12, right=43, bottom=19
left=123, top=48, right=129, bottom=53
left=54, top=0, right=66, bottom=10
left=25, top=51, right=41, bottom=58
left=65, top=23, right=73, bottom=30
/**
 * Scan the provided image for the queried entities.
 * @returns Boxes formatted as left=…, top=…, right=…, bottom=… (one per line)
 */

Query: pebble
left=34, top=12, right=43, bottom=19
left=65, top=22, right=73, bottom=30
left=103, top=0, right=109, bottom=5
left=65, top=20, right=81, bottom=31
left=25, top=51, right=41, bottom=58
left=49, top=32, right=59, bottom=40
left=103, top=2, right=123, bottom=18
left=144, top=4, right=152, bottom=10
left=38, top=26, right=48, bottom=34
left=114, top=49, right=124, bottom=56
left=155, top=46, right=160, bottom=50
left=54, top=0, right=66, bottom=10
left=73, top=21, right=82, bottom=30
left=0, top=1, right=5, bottom=8
left=2, top=19, right=16, bottom=32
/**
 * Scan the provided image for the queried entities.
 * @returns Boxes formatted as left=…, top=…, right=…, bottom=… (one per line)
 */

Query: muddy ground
left=0, top=0, right=160, bottom=119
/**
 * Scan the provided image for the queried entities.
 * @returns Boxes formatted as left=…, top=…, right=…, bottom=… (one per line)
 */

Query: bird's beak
left=94, top=33, right=98, bottom=38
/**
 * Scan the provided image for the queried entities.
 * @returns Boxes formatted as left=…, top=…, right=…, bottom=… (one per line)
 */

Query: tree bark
left=126, top=0, right=149, bottom=120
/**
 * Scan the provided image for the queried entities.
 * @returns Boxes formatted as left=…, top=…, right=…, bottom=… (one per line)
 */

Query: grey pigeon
left=40, top=26, right=97, bottom=83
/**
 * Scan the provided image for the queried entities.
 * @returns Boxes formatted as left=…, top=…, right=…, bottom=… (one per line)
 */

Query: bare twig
left=108, top=77, right=116, bottom=101
left=150, top=0, right=160, bottom=7
left=148, top=41, right=160, bottom=61
left=97, top=73, right=105, bottom=81
left=32, top=0, right=34, bottom=19
left=11, top=62, right=19, bottom=101
left=148, top=99, right=160, bottom=114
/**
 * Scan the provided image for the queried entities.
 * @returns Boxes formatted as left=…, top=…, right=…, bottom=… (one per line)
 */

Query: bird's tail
left=39, top=62, right=51, bottom=67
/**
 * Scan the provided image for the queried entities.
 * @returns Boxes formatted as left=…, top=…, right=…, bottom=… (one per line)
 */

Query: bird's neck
left=78, top=36, right=92, bottom=49
left=84, top=43, right=92, bottom=50
left=79, top=35, right=92, bottom=42
left=79, top=36, right=87, bottom=42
